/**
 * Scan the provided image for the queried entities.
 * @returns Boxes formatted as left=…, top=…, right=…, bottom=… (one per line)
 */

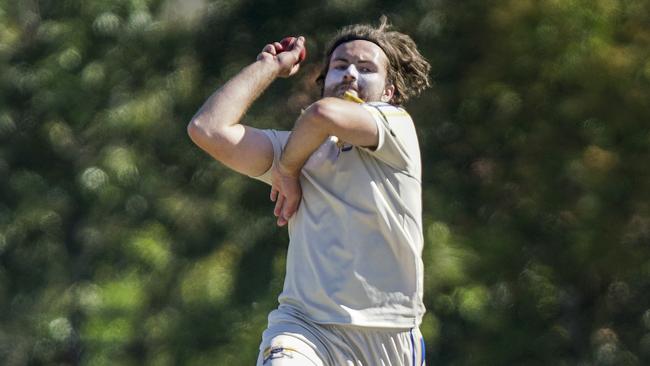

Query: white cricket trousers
left=256, top=308, right=426, bottom=366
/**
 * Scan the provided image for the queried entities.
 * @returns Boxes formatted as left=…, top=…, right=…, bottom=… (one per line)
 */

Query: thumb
left=291, top=36, right=305, bottom=59
left=295, top=36, right=304, bottom=47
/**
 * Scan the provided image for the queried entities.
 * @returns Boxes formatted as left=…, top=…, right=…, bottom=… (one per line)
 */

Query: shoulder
left=362, top=102, right=412, bottom=119
left=361, top=103, right=414, bottom=133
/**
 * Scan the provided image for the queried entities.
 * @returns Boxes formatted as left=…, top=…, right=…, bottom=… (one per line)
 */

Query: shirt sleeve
left=359, top=102, right=418, bottom=172
left=248, top=129, right=291, bottom=186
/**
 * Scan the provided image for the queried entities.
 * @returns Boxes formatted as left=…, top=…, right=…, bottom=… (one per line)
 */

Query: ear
left=381, top=84, right=395, bottom=103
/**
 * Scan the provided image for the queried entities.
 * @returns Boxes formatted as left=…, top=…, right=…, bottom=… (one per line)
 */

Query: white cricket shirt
left=253, top=102, right=425, bottom=328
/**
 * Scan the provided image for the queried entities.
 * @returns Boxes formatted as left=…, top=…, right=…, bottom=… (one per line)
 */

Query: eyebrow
left=331, top=57, right=377, bottom=65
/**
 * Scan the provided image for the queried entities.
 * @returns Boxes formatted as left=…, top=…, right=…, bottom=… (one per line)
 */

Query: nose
left=342, top=64, right=358, bottom=81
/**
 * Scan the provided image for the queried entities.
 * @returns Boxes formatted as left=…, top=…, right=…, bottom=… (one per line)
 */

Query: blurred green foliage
left=1, top=0, right=649, bottom=364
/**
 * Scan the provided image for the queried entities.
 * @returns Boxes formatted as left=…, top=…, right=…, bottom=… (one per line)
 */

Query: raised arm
left=187, top=37, right=306, bottom=177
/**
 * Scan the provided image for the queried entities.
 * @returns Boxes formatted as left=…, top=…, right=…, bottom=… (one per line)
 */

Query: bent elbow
left=187, top=117, right=218, bottom=146
left=187, top=119, right=203, bottom=143
left=309, top=99, right=334, bottom=120
left=304, top=99, right=339, bottom=132
left=186, top=118, right=234, bottom=161
left=186, top=118, right=219, bottom=156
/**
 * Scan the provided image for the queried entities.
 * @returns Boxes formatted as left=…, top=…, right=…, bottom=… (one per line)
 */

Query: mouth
left=337, top=83, right=359, bottom=95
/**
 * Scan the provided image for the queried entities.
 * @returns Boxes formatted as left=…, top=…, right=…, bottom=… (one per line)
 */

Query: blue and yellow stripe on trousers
left=409, top=328, right=426, bottom=366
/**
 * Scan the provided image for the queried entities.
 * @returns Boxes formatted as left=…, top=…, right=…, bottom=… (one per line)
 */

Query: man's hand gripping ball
left=257, top=36, right=307, bottom=78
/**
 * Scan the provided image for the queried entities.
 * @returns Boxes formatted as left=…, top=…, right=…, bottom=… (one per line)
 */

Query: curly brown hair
left=316, top=16, right=431, bottom=106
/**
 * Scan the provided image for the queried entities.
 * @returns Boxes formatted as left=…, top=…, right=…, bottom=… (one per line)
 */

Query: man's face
left=323, top=40, right=394, bottom=103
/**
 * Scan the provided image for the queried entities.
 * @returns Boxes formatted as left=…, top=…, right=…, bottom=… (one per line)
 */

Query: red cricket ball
left=279, top=36, right=306, bottom=64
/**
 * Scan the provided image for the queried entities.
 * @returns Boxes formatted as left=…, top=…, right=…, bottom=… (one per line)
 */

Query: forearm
left=279, top=98, right=379, bottom=176
left=190, top=59, right=280, bottom=133
left=278, top=105, right=330, bottom=176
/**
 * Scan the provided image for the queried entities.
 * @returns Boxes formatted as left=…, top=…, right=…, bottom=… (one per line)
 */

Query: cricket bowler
left=188, top=16, right=431, bottom=365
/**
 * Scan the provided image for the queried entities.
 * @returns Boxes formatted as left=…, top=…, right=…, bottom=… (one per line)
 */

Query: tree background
left=1, top=0, right=649, bottom=365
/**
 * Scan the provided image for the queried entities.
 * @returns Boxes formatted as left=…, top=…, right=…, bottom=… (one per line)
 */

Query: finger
left=289, top=36, right=304, bottom=56
left=283, top=195, right=299, bottom=219
left=277, top=215, right=287, bottom=227
left=263, top=44, right=276, bottom=55
left=288, top=37, right=305, bottom=67
left=274, top=195, right=285, bottom=217
left=273, top=42, right=283, bottom=53
left=270, top=187, right=278, bottom=202
left=293, top=36, right=305, bottom=52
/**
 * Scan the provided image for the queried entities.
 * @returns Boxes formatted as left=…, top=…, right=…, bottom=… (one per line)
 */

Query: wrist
left=256, top=57, right=282, bottom=78
left=277, top=160, right=300, bottom=178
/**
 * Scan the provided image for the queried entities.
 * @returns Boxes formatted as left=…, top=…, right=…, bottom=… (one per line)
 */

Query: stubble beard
left=324, top=82, right=383, bottom=102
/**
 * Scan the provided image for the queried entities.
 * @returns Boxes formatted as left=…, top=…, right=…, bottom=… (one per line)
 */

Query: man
left=188, top=17, right=431, bottom=365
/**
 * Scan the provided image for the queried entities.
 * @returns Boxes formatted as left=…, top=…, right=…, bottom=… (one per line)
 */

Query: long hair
left=316, top=16, right=431, bottom=106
